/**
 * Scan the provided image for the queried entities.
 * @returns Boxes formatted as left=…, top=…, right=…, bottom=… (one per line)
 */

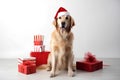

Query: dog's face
left=53, top=15, right=75, bottom=33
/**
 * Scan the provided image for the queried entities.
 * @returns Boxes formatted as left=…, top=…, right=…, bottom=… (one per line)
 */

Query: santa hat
left=54, top=7, right=70, bottom=19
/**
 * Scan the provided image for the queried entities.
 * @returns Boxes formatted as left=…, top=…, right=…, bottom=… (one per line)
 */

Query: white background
left=0, top=0, right=120, bottom=58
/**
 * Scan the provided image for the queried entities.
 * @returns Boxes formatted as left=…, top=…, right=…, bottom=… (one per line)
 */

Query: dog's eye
left=59, top=17, right=61, bottom=19
left=66, top=17, right=68, bottom=20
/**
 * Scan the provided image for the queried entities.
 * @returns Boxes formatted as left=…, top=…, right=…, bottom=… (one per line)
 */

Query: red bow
left=84, top=52, right=97, bottom=62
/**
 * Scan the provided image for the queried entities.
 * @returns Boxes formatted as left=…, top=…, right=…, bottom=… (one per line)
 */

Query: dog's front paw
left=68, top=71, right=74, bottom=77
left=50, top=71, right=55, bottom=78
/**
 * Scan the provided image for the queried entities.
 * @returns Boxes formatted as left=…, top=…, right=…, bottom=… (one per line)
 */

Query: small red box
left=76, top=61, right=103, bottom=72
left=34, top=35, right=44, bottom=45
left=18, top=64, right=36, bottom=74
left=30, top=51, right=50, bottom=66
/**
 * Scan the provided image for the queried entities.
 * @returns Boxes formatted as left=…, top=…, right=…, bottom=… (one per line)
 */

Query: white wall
left=0, top=0, right=120, bottom=58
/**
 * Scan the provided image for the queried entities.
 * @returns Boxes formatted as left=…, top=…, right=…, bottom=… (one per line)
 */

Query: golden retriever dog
left=47, top=7, right=75, bottom=77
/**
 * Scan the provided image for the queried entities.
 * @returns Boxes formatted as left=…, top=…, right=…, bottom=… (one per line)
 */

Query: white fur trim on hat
left=57, top=12, right=70, bottom=18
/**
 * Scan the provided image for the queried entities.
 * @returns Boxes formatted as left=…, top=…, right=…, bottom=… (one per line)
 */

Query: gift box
left=18, top=63, right=36, bottom=74
left=76, top=52, right=103, bottom=72
left=30, top=51, right=50, bottom=66
left=18, top=57, right=36, bottom=74
left=34, top=45, right=45, bottom=52
left=34, top=35, right=44, bottom=45
left=76, top=61, right=103, bottom=72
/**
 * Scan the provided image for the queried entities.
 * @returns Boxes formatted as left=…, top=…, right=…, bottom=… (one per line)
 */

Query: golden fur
left=47, top=15, right=75, bottom=77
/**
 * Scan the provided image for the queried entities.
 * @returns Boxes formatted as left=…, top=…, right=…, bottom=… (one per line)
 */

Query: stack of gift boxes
left=18, top=35, right=50, bottom=75
left=30, top=35, right=50, bottom=66
left=33, top=35, right=45, bottom=52
left=18, top=57, right=36, bottom=74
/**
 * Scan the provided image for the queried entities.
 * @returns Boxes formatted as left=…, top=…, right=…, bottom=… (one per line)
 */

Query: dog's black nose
left=62, top=22, right=65, bottom=26
left=61, top=22, right=65, bottom=28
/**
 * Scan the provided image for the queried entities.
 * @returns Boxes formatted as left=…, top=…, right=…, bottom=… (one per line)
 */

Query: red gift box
left=30, top=51, right=50, bottom=66
left=76, top=61, right=103, bottom=72
left=18, top=63, right=36, bottom=74
left=76, top=52, right=103, bottom=72
left=34, top=35, right=44, bottom=45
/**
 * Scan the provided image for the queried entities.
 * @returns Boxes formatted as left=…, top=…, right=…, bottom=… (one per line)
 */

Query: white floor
left=0, top=58, right=120, bottom=80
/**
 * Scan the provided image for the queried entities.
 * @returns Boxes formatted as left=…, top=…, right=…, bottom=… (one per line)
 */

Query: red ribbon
left=84, top=52, right=97, bottom=62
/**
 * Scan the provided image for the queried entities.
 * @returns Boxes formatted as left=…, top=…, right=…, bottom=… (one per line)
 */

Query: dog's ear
left=52, top=19, right=57, bottom=28
left=70, top=16, right=75, bottom=27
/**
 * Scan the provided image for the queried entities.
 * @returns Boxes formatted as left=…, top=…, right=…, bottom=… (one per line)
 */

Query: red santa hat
left=54, top=7, right=70, bottom=19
